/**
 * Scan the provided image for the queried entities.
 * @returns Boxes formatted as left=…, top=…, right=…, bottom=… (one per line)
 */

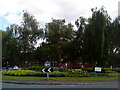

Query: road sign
left=41, top=67, right=53, bottom=72
left=42, top=68, right=46, bottom=73
left=44, top=61, right=51, bottom=68
left=41, top=67, right=53, bottom=80
left=48, top=68, right=53, bottom=72
left=95, top=67, right=102, bottom=72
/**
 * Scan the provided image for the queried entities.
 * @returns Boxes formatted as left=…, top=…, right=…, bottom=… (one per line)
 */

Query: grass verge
left=2, top=75, right=118, bottom=81
left=50, top=77, right=118, bottom=81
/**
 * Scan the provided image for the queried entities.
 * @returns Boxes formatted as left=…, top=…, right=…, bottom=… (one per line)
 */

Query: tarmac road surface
left=2, top=82, right=119, bottom=88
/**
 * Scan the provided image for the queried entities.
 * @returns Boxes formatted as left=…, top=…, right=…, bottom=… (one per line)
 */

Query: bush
left=84, top=68, right=93, bottom=72
left=26, top=71, right=69, bottom=77
left=3, top=70, right=36, bottom=76
left=28, top=65, right=44, bottom=71
left=53, top=67, right=71, bottom=72
left=59, top=67, right=68, bottom=72
left=68, top=69, right=92, bottom=77
left=94, top=73, right=108, bottom=77
left=53, top=67, right=60, bottom=72
left=102, top=68, right=112, bottom=72
left=106, top=70, right=117, bottom=73
left=49, top=72, right=69, bottom=77
left=3, top=70, right=69, bottom=77
left=30, top=72, right=46, bottom=77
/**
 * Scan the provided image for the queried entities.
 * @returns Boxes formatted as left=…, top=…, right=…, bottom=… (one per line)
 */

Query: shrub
left=68, top=69, right=92, bottom=77
left=84, top=68, right=93, bottom=72
left=102, top=68, right=112, bottom=72
left=53, top=67, right=71, bottom=72
left=3, top=70, right=36, bottom=76
left=32, top=72, right=69, bottom=77
left=49, top=72, right=69, bottom=77
left=3, top=70, right=69, bottom=77
left=26, top=71, right=69, bottom=77
left=106, top=70, right=117, bottom=73
left=94, top=73, right=108, bottom=77
left=28, top=65, right=44, bottom=71
left=107, top=72, right=119, bottom=77
left=52, top=67, right=60, bottom=72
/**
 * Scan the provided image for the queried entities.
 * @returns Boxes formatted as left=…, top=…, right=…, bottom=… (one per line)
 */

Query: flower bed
left=3, top=70, right=36, bottom=76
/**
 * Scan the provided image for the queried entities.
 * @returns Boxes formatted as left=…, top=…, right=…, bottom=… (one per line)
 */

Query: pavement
left=2, top=79, right=119, bottom=86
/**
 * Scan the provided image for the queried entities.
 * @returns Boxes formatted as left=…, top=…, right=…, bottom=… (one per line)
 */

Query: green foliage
left=2, top=75, right=118, bottom=81
left=13, top=11, right=43, bottom=53
left=84, top=7, right=111, bottom=66
left=28, top=65, right=44, bottom=71
left=102, top=68, right=112, bottom=72
left=49, top=72, right=69, bottom=77
left=3, top=68, right=119, bottom=77
left=2, top=11, right=43, bottom=66
left=68, top=69, right=92, bottom=77
left=26, top=71, right=69, bottom=77
left=3, top=70, right=36, bottom=76
left=3, top=70, right=69, bottom=77
left=44, top=19, right=74, bottom=62
left=2, top=7, right=120, bottom=67
left=84, top=68, right=93, bottom=72
left=2, top=30, right=20, bottom=65
left=53, top=67, right=71, bottom=72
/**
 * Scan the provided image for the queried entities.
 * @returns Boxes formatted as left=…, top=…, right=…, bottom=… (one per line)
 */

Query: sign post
left=47, top=73, right=49, bottom=80
left=94, top=67, right=102, bottom=77
left=45, top=61, right=50, bottom=80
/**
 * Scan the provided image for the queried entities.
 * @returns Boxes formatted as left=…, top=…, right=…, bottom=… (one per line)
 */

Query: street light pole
left=6, top=61, right=9, bottom=71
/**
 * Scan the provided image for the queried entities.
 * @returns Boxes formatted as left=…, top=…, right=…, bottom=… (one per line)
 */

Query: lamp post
left=6, top=61, right=9, bottom=71
left=25, top=61, right=27, bottom=69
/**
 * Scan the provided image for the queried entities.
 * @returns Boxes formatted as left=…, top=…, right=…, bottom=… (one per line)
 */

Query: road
left=2, top=82, right=119, bottom=88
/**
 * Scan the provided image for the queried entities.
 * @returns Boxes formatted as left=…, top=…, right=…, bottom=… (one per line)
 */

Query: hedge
left=28, top=65, right=44, bottom=71
left=3, top=70, right=36, bottom=76
left=3, top=70, right=69, bottom=77
left=3, top=69, right=119, bottom=77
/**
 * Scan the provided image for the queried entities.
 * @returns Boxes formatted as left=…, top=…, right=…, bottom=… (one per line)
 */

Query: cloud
left=4, top=12, right=22, bottom=25
left=0, top=0, right=119, bottom=29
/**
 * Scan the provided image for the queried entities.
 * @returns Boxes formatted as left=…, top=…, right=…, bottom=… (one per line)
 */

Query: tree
left=44, top=19, right=74, bottom=65
left=107, top=16, right=120, bottom=66
left=74, top=16, right=87, bottom=65
left=84, top=7, right=111, bottom=66
left=2, top=29, right=20, bottom=66
left=5, top=11, right=43, bottom=66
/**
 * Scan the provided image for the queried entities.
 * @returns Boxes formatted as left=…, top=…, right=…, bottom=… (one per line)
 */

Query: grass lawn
left=2, top=75, right=46, bottom=80
left=50, top=77, right=119, bottom=81
left=2, top=75, right=118, bottom=81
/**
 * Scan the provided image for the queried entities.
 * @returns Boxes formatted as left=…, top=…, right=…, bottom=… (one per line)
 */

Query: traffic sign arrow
left=48, top=68, right=51, bottom=72
left=41, top=68, right=53, bottom=72
left=42, top=68, right=45, bottom=73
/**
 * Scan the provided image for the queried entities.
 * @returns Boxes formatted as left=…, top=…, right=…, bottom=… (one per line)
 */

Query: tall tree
left=108, top=16, right=120, bottom=65
left=44, top=19, right=74, bottom=64
left=6, top=11, right=43, bottom=66
left=74, top=16, right=87, bottom=64
left=2, top=29, right=20, bottom=66
left=84, top=7, right=111, bottom=66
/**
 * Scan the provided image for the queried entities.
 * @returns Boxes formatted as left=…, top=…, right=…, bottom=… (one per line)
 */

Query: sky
left=0, top=0, right=120, bottom=31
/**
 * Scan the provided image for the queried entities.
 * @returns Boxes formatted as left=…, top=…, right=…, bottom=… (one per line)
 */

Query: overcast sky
left=0, top=0, right=120, bottom=30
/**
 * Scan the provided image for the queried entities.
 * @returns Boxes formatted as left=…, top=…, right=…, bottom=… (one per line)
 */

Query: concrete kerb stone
left=2, top=79, right=118, bottom=86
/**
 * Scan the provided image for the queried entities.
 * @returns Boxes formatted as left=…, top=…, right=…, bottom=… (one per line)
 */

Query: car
left=13, top=65, right=19, bottom=70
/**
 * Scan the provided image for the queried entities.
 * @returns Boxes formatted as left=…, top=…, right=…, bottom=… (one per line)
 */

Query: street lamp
left=25, top=61, right=27, bottom=68
left=6, top=61, right=9, bottom=71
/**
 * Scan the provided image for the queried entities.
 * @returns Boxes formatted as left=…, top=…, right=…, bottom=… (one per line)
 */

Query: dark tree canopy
left=2, top=7, right=120, bottom=67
